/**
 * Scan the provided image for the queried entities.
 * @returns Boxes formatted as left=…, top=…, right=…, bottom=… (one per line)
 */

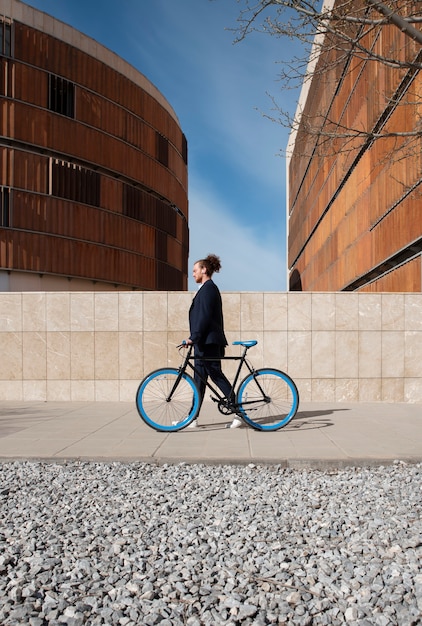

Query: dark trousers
left=194, top=343, right=233, bottom=411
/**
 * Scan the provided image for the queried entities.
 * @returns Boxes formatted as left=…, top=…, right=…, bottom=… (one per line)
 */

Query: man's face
left=192, top=262, right=204, bottom=284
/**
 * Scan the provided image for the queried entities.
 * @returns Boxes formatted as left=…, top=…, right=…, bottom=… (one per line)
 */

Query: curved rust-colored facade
left=0, top=1, right=188, bottom=291
left=287, top=0, right=421, bottom=292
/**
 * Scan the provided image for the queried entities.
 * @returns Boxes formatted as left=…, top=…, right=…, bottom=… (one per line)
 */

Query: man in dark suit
left=185, top=254, right=241, bottom=428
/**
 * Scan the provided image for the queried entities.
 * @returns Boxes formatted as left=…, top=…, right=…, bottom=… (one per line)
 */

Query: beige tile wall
left=0, top=292, right=421, bottom=403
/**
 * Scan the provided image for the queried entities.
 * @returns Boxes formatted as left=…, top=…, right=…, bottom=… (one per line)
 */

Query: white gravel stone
left=0, top=460, right=421, bottom=625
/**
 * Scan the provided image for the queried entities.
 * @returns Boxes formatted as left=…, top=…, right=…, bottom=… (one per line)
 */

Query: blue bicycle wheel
left=136, top=368, right=200, bottom=432
left=236, top=368, right=299, bottom=431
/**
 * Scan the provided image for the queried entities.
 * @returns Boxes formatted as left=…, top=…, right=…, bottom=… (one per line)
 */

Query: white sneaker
left=226, top=417, right=242, bottom=429
left=172, top=419, right=198, bottom=428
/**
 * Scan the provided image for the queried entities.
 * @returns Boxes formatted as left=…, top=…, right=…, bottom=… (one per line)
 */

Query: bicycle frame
left=167, top=343, right=268, bottom=410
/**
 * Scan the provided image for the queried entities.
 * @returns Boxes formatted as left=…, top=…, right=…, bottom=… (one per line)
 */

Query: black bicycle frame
left=168, top=344, right=268, bottom=407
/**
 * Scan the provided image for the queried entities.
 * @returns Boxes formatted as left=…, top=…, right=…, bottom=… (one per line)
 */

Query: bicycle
left=135, top=340, right=299, bottom=432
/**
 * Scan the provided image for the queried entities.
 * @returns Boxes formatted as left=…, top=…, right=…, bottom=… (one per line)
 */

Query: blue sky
left=24, top=0, right=302, bottom=291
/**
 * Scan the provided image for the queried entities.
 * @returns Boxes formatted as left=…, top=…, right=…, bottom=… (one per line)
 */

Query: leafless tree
left=230, top=0, right=422, bottom=159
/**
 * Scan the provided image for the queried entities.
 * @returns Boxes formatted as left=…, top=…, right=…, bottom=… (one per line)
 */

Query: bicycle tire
left=236, top=368, right=299, bottom=431
left=136, top=368, right=200, bottom=432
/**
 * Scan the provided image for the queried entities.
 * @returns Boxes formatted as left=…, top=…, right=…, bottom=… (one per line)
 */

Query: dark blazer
left=189, top=279, right=228, bottom=348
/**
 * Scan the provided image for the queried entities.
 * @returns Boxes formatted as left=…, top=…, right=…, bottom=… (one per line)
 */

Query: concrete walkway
left=0, top=401, right=421, bottom=468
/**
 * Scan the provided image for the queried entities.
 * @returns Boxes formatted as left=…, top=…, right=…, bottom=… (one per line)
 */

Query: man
left=185, top=254, right=241, bottom=429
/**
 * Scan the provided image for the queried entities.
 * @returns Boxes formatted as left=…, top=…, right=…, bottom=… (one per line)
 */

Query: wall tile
left=95, top=332, right=119, bottom=379
left=143, top=331, right=168, bottom=375
left=359, top=294, right=381, bottom=330
left=222, top=293, right=241, bottom=332
left=296, top=379, right=311, bottom=403
left=359, top=378, right=382, bottom=401
left=245, top=332, right=264, bottom=369
left=119, top=332, right=143, bottom=379
left=23, top=293, right=46, bottom=331
left=263, top=293, right=288, bottom=331
left=71, top=332, right=94, bottom=379
left=359, top=331, right=382, bottom=378
left=120, top=379, right=139, bottom=403
left=95, top=380, right=119, bottom=401
left=23, top=332, right=46, bottom=380
left=382, top=293, right=404, bottom=330
left=167, top=332, right=188, bottom=369
left=404, top=331, right=422, bottom=377
left=335, top=293, right=358, bottom=330
left=95, top=293, right=119, bottom=331
left=382, top=331, right=404, bottom=378
left=288, top=331, right=312, bottom=378
left=143, top=292, right=167, bottom=331
left=405, top=294, right=422, bottom=331
left=47, top=380, right=71, bottom=401
left=0, top=332, right=22, bottom=379
left=167, top=292, right=192, bottom=331
left=312, top=331, right=335, bottom=378
left=71, top=293, right=94, bottom=331
left=263, top=331, right=288, bottom=372
left=288, top=293, right=312, bottom=330
left=312, top=293, right=335, bottom=330
left=404, top=379, right=422, bottom=402
left=0, top=381, right=22, bottom=400
left=46, top=293, right=70, bottom=331
left=336, top=331, right=359, bottom=378
left=0, top=294, right=22, bottom=331
left=336, top=379, right=359, bottom=401
left=241, top=293, right=263, bottom=332
left=23, top=380, right=46, bottom=401
left=47, top=332, right=71, bottom=380
left=71, top=380, right=95, bottom=401
left=312, top=379, right=335, bottom=402
left=382, top=378, right=404, bottom=402
left=118, top=292, right=143, bottom=331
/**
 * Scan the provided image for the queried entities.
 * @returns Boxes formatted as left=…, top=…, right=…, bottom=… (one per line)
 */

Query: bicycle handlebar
left=177, top=339, right=258, bottom=349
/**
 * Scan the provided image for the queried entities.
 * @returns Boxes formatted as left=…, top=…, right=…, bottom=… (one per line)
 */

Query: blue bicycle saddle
left=232, top=340, right=258, bottom=348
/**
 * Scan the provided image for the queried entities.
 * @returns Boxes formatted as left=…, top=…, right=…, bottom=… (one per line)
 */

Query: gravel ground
left=0, top=460, right=421, bottom=626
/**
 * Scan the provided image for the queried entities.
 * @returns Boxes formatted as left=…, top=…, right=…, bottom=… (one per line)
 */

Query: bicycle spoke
left=136, top=369, right=199, bottom=432
left=237, top=369, right=299, bottom=431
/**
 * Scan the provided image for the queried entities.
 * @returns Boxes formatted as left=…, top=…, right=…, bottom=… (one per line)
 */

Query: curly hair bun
left=205, top=254, right=222, bottom=274
left=196, top=254, right=222, bottom=277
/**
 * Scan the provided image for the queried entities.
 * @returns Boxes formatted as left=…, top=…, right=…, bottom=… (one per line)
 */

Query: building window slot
left=182, top=133, right=188, bottom=165
left=0, top=20, right=12, bottom=57
left=156, top=132, right=169, bottom=167
left=51, top=160, right=100, bottom=206
left=48, top=74, right=75, bottom=118
left=0, top=187, right=11, bottom=227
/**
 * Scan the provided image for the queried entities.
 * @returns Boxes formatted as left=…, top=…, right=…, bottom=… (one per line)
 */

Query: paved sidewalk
left=0, top=400, right=421, bottom=468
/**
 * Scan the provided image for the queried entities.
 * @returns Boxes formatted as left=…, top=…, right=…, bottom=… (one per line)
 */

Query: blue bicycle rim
left=237, top=369, right=299, bottom=431
left=136, top=368, right=200, bottom=432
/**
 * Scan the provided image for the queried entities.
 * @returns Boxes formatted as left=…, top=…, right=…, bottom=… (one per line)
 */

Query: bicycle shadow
left=283, top=408, right=349, bottom=431
left=200, top=408, right=349, bottom=432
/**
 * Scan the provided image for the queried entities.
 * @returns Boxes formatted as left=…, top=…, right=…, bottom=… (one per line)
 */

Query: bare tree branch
left=229, top=0, right=422, bottom=159
left=366, top=0, right=422, bottom=45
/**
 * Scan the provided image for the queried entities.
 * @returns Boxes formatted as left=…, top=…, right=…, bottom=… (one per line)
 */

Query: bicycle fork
left=165, top=368, right=185, bottom=402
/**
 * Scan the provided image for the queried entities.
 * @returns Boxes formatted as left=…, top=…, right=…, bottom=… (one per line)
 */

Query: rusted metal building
left=287, top=0, right=421, bottom=292
left=0, top=0, right=188, bottom=291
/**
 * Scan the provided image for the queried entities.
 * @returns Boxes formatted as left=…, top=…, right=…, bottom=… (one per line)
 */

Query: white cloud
left=188, top=180, right=287, bottom=292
